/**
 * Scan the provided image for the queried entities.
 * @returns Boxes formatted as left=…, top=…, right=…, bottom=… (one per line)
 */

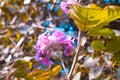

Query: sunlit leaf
left=29, top=69, right=48, bottom=77
left=37, top=65, right=62, bottom=77
left=29, top=65, right=62, bottom=79
left=89, top=28, right=115, bottom=36
left=70, top=4, right=120, bottom=31
left=35, top=76, right=49, bottom=80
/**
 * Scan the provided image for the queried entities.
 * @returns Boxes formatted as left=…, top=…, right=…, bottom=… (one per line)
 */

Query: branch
left=60, top=57, right=68, bottom=78
left=68, top=30, right=82, bottom=80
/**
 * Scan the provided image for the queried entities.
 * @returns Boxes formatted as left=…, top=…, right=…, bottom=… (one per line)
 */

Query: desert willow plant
left=60, top=0, right=84, bottom=79
left=61, top=0, right=120, bottom=80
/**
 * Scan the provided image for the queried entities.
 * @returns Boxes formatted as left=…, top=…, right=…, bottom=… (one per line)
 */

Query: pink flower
left=35, top=30, right=74, bottom=65
left=66, top=0, right=79, bottom=5
left=60, top=0, right=80, bottom=14
left=60, top=2, right=69, bottom=14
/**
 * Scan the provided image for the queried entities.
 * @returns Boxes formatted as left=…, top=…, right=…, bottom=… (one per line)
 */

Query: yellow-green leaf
left=70, top=4, right=120, bottom=31
left=38, top=65, right=62, bottom=77
left=16, top=32, right=22, bottom=40
left=111, top=52, right=120, bottom=63
left=14, top=60, right=33, bottom=69
left=14, top=66, right=27, bottom=78
left=7, top=28, right=12, bottom=36
left=106, top=36, right=120, bottom=52
left=35, top=76, right=49, bottom=80
left=50, top=65, right=62, bottom=76
left=91, top=40, right=105, bottom=51
left=89, top=28, right=115, bottom=36
left=29, top=65, right=62, bottom=79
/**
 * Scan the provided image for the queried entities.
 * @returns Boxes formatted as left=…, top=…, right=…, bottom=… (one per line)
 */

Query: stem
left=68, top=30, right=82, bottom=80
left=60, top=58, right=68, bottom=77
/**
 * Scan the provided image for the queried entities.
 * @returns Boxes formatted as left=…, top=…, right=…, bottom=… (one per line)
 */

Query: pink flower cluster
left=60, top=0, right=80, bottom=14
left=35, top=30, right=74, bottom=65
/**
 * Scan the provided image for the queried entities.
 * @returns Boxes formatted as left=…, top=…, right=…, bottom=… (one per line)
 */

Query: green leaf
left=7, top=28, right=12, bottom=36
left=14, top=66, right=27, bottom=78
left=111, top=52, right=120, bottom=63
left=91, top=40, right=105, bottom=51
left=70, top=4, right=120, bottom=31
left=89, top=28, right=115, bottom=36
left=14, top=60, right=33, bottom=69
left=16, top=32, right=22, bottom=40
left=13, top=60, right=33, bottom=79
left=106, top=36, right=120, bottom=52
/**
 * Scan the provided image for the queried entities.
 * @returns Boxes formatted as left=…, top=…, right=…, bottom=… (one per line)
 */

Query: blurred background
left=0, top=0, right=120, bottom=80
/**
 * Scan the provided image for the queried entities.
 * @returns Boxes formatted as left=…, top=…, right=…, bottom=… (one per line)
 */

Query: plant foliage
left=70, top=4, right=120, bottom=31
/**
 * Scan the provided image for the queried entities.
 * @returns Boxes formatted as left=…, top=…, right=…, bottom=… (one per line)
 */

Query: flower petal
left=41, top=53, right=53, bottom=65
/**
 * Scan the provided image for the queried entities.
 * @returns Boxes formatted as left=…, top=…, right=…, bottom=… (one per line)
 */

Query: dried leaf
left=72, top=72, right=81, bottom=80
left=89, top=65, right=104, bottom=79
left=23, top=0, right=31, bottom=5
left=82, top=57, right=100, bottom=67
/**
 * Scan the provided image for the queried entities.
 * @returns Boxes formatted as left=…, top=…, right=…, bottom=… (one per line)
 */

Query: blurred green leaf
left=91, top=40, right=105, bottom=51
left=13, top=60, right=33, bottom=79
left=57, top=9, right=63, bottom=16
left=0, top=21, right=3, bottom=29
left=3, top=37, right=11, bottom=47
left=14, top=66, right=27, bottom=78
left=106, top=36, right=120, bottom=52
left=31, top=10, right=39, bottom=18
left=111, top=52, right=120, bottom=63
left=14, top=60, right=33, bottom=69
left=7, top=28, right=12, bottom=36
left=16, top=32, right=22, bottom=40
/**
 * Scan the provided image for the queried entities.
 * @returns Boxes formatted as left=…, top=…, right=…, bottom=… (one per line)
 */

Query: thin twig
left=8, top=37, right=16, bottom=46
left=68, top=6, right=89, bottom=80
left=60, top=57, right=68, bottom=78
left=5, top=69, right=16, bottom=80
left=68, top=30, right=82, bottom=80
